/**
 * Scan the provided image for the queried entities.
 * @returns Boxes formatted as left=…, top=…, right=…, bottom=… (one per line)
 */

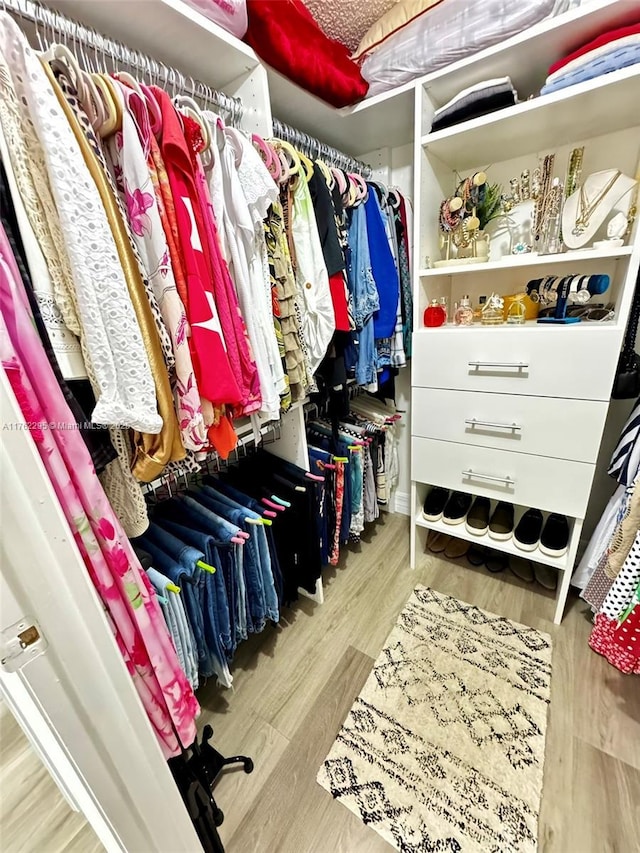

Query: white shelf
left=422, top=65, right=640, bottom=170
left=418, top=245, right=634, bottom=278
left=267, top=69, right=416, bottom=154
left=420, top=0, right=640, bottom=108
left=414, top=511, right=568, bottom=572
left=53, top=0, right=259, bottom=91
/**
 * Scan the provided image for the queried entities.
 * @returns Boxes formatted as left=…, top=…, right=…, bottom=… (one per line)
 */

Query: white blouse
left=0, top=122, right=87, bottom=380
left=0, top=15, right=161, bottom=433
left=209, top=117, right=284, bottom=421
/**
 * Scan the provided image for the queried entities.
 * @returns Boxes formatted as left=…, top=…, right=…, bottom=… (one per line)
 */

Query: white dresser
left=410, top=56, right=640, bottom=623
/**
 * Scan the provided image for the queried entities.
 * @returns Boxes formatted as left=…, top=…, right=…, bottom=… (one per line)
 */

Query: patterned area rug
left=317, top=587, right=552, bottom=852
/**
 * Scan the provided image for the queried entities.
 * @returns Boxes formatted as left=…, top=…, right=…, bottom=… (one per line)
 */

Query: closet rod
left=142, top=418, right=282, bottom=496
left=3, top=0, right=244, bottom=125
left=271, top=117, right=373, bottom=178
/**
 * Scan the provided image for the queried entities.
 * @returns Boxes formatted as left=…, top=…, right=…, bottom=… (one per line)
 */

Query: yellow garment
left=45, top=64, right=185, bottom=481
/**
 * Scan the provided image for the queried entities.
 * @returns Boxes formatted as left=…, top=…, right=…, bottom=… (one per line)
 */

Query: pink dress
left=0, top=225, right=199, bottom=758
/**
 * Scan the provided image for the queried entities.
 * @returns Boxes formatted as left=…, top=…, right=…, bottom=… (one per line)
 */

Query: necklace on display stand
left=563, top=169, right=637, bottom=249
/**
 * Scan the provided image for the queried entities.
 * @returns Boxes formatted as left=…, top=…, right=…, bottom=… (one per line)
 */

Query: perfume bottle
left=423, top=299, right=446, bottom=327
left=454, top=295, right=474, bottom=326
left=481, top=293, right=505, bottom=325
left=439, top=296, right=449, bottom=323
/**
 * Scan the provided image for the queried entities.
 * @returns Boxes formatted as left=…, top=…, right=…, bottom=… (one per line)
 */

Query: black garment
left=0, top=161, right=117, bottom=473
left=431, top=84, right=516, bottom=132
left=308, top=164, right=345, bottom=276
left=220, top=453, right=323, bottom=600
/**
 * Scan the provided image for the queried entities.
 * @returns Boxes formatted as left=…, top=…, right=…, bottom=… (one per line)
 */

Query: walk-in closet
left=0, top=1, right=638, bottom=852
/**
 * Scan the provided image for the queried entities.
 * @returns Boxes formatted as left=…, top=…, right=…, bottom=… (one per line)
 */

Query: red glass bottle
left=423, top=299, right=446, bottom=328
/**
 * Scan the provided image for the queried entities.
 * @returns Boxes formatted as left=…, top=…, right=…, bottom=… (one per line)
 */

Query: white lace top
left=0, top=122, right=87, bottom=380
left=0, top=15, right=161, bottom=433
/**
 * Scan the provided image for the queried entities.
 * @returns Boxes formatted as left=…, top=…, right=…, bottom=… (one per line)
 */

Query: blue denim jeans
left=143, top=522, right=232, bottom=687
left=210, top=479, right=284, bottom=606
left=178, top=496, right=250, bottom=642
left=147, top=567, right=199, bottom=690
left=189, top=490, right=269, bottom=633
left=160, top=518, right=233, bottom=658
left=201, top=486, right=279, bottom=624
left=133, top=530, right=216, bottom=680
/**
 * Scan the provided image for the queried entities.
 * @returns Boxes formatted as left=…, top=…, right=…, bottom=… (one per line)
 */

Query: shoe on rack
left=465, top=496, right=491, bottom=535
left=540, top=513, right=570, bottom=558
left=509, top=556, right=535, bottom=583
left=534, top=563, right=558, bottom=590
left=489, top=501, right=515, bottom=541
left=422, top=486, right=449, bottom=522
left=443, top=491, right=473, bottom=525
left=513, top=508, right=544, bottom=552
left=467, top=544, right=489, bottom=566
left=485, top=550, right=509, bottom=573
left=444, top=537, right=471, bottom=560
left=427, top=531, right=449, bottom=554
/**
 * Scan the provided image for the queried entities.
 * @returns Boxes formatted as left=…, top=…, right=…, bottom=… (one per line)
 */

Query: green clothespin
left=167, top=583, right=181, bottom=594
left=197, top=560, right=216, bottom=574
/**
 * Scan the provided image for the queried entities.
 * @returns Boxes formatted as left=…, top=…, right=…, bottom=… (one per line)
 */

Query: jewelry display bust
left=563, top=169, right=637, bottom=249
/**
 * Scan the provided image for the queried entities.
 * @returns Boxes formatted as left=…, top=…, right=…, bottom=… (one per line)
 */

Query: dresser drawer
left=412, top=388, right=608, bottom=463
left=412, top=437, right=595, bottom=517
left=412, top=327, right=618, bottom=400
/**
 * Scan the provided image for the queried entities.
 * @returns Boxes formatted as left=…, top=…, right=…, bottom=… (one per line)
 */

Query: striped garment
left=609, top=396, right=640, bottom=487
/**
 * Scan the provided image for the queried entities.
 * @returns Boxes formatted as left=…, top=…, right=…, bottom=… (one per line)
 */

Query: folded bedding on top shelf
left=359, top=0, right=557, bottom=98
left=540, top=21, right=640, bottom=94
left=430, top=76, right=518, bottom=132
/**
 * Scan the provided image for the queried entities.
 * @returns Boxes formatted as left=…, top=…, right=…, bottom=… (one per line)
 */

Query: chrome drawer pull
left=465, top=418, right=522, bottom=431
left=462, top=469, right=515, bottom=485
left=468, top=361, right=529, bottom=370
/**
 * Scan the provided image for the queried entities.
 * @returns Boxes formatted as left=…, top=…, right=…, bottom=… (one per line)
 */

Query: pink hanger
left=262, top=498, right=284, bottom=511
left=350, top=173, right=369, bottom=202
left=332, top=167, right=348, bottom=195
left=263, top=510, right=277, bottom=519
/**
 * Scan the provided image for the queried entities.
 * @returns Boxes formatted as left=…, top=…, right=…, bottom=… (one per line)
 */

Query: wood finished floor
left=2, top=512, right=639, bottom=852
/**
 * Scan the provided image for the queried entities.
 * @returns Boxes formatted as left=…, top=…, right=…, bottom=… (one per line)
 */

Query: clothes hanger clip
left=197, top=560, right=216, bottom=574
left=333, top=456, right=349, bottom=463
left=263, top=510, right=277, bottom=519
left=167, top=582, right=181, bottom=594
left=270, top=495, right=291, bottom=508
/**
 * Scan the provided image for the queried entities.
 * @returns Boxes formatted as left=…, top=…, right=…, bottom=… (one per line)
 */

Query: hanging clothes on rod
left=305, top=391, right=401, bottom=565
left=257, top=122, right=414, bottom=407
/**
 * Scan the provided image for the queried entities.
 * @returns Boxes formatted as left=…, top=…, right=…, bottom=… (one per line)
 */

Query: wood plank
left=225, top=645, right=385, bottom=853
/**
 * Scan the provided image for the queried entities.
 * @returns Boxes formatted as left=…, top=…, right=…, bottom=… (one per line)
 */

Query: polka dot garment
left=589, top=531, right=640, bottom=674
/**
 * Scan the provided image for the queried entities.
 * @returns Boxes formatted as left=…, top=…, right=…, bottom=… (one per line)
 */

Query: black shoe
left=442, top=491, right=473, bottom=525
left=467, top=544, right=489, bottom=566
left=465, top=496, right=491, bottom=535
left=485, top=550, right=509, bottom=573
left=513, top=508, right=544, bottom=552
left=488, top=501, right=515, bottom=541
left=422, top=486, right=449, bottom=522
left=540, top=514, right=569, bottom=558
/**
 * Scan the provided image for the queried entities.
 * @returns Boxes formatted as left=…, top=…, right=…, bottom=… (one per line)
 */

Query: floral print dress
left=0, top=224, right=199, bottom=758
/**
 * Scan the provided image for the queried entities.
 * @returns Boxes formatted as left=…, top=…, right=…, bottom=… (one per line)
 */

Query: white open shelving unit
left=410, top=3, right=640, bottom=625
